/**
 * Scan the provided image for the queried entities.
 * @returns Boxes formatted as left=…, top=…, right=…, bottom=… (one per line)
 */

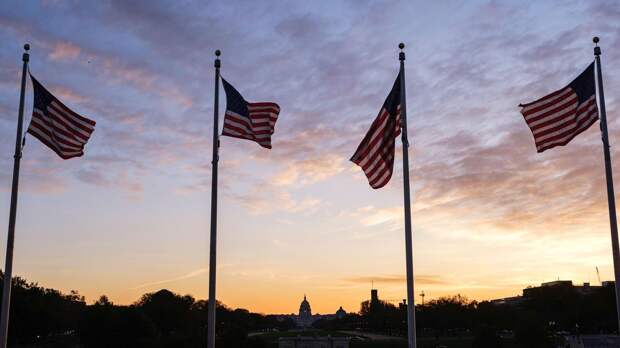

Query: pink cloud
left=48, top=86, right=89, bottom=104
left=272, top=154, right=345, bottom=187
left=49, top=41, right=81, bottom=61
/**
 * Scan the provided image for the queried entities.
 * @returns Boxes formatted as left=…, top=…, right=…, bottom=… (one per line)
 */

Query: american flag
left=520, top=63, right=598, bottom=153
left=27, top=75, right=96, bottom=159
left=221, top=78, right=280, bottom=149
left=351, top=72, right=401, bottom=189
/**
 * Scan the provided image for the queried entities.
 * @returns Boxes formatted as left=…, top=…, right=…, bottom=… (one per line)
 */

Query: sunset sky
left=0, top=0, right=620, bottom=315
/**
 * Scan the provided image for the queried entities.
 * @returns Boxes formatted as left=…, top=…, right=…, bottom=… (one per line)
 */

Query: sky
left=0, top=0, right=619, bottom=315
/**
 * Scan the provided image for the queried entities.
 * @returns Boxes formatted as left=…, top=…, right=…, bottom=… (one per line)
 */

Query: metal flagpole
left=398, top=43, right=417, bottom=348
left=0, top=43, right=30, bottom=348
left=207, top=49, right=221, bottom=348
left=593, top=36, right=620, bottom=333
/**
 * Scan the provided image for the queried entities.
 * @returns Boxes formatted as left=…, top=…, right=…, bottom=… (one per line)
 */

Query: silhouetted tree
left=1, top=271, right=618, bottom=346
left=0, top=272, right=85, bottom=345
left=79, top=296, right=157, bottom=348
left=135, top=289, right=195, bottom=337
left=417, top=294, right=475, bottom=335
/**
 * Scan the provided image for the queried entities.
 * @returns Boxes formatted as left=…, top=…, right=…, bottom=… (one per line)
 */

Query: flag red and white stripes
left=27, top=75, right=96, bottom=159
left=351, top=106, right=401, bottom=189
left=222, top=102, right=280, bottom=149
left=220, top=78, right=280, bottom=149
left=520, top=63, right=598, bottom=153
left=351, top=72, right=402, bottom=189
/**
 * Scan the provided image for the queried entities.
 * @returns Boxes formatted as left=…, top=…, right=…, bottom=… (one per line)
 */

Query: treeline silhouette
left=0, top=272, right=295, bottom=347
left=1, top=271, right=617, bottom=347
left=313, top=285, right=618, bottom=347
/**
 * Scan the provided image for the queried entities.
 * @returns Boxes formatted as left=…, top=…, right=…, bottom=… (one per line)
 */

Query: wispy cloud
left=231, top=189, right=321, bottom=216
left=345, top=274, right=449, bottom=286
left=48, top=41, right=81, bottom=61
left=129, top=268, right=208, bottom=290
left=352, top=206, right=403, bottom=228
left=273, top=154, right=345, bottom=187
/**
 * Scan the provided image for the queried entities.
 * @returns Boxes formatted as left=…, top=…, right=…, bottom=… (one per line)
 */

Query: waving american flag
left=351, top=72, right=402, bottom=189
left=520, top=63, right=598, bottom=153
left=220, top=78, right=280, bottom=149
left=27, top=75, right=96, bottom=159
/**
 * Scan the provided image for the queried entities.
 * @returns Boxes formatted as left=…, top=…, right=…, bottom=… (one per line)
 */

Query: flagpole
left=398, top=43, right=417, bottom=348
left=207, top=49, right=221, bottom=348
left=593, top=37, right=620, bottom=333
left=0, top=43, right=30, bottom=348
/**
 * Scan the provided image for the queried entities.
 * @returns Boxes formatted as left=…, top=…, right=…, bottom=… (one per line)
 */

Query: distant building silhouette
left=399, top=299, right=407, bottom=310
left=336, top=306, right=346, bottom=319
left=274, top=295, right=346, bottom=327
left=371, top=289, right=379, bottom=304
left=490, top=279, right=615, bottom=306
left=523, top=280, right=611, bottom=297
left=489, top=295, right=524, bottom=306
left=298, top=295, right=313, bottom=327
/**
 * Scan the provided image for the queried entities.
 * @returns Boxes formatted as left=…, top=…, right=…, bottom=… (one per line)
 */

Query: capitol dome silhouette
left=299, top=294, right=312, bottom=317
left=298, top=294, right=313, bottom=327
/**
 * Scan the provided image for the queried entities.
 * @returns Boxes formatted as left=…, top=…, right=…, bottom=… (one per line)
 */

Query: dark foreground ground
left=23, top=331, right=620, bottom=348
left=247, top=330, right=521, bottom=348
